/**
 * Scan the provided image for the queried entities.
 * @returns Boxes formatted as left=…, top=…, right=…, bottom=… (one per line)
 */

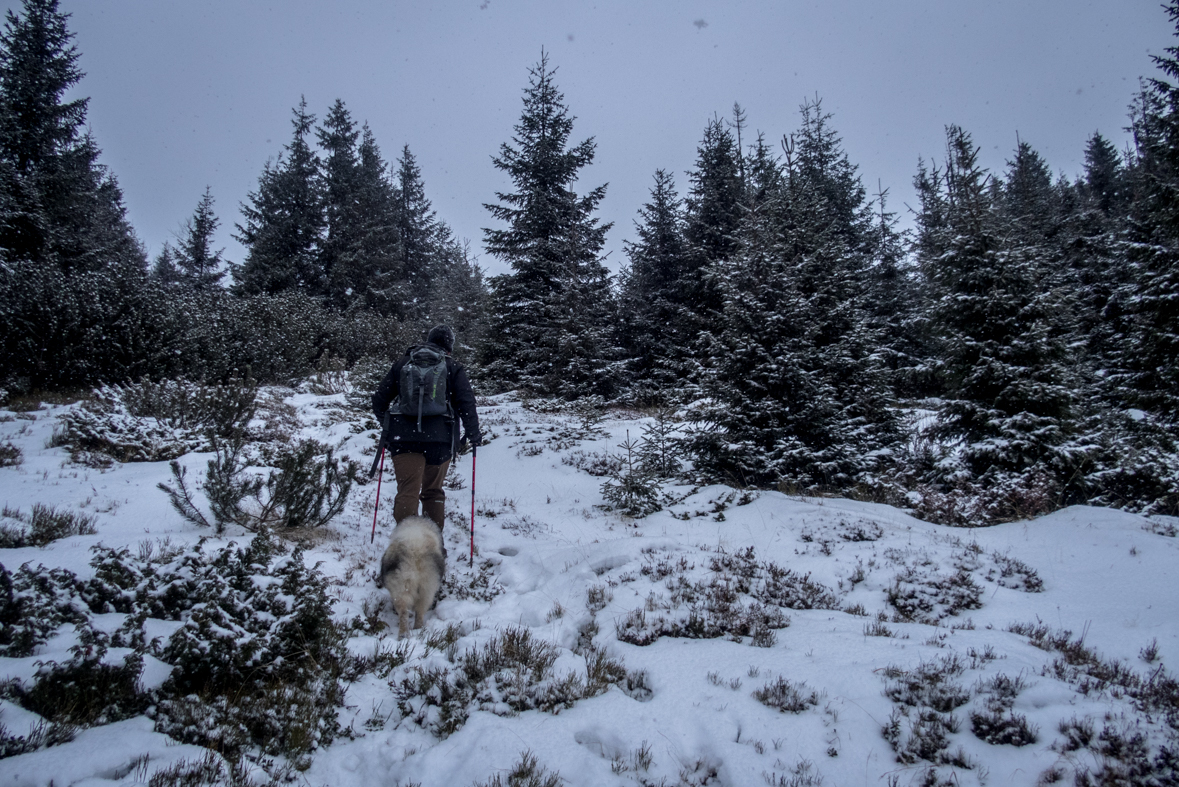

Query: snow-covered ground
left=0, top=389, right=1176, bottom=787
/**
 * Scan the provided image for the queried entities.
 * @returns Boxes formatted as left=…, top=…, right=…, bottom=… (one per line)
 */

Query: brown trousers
left=391, top=453, right=450, bottom=528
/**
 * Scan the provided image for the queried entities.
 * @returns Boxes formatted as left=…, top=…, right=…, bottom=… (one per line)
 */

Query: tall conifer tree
left=482, top=52, right=615, bottom=398
left=691, top=110, right=894, bottom=489
left=1118, top=0, right=1179, bottom=423
left=173, top=187, right=224, bottom=289
left=0, top=0, right=142, bottom=272
left=919, top=126, right=1072, bottom=479
left=234, top=98, right=325, bottom=296
left=618, top=169, right=689, bottom=396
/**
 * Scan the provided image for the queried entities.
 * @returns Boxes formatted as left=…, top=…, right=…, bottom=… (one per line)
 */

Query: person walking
left=371, top=325, right=480, bottom=529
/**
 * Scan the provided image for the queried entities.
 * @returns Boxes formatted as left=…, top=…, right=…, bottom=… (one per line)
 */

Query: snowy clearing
left=0, top=389, right=1176, bottom=787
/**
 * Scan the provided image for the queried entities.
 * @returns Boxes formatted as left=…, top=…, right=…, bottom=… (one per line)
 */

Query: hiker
left=372, top=325, right=481, bottom=529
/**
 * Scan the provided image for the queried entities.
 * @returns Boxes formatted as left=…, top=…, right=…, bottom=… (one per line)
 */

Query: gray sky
left=23, top=0, right=1177, bottom=277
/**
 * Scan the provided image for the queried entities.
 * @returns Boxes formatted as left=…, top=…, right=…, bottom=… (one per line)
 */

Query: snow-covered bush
left=752, top=676, right=821, bottom=714
left=55, top=377, right=257, bottom=463
left=1, top=535, right=347, bottom=764
left=0, top=441, right=19, bottom=467
left=471, top=751, right=563, bottom=787
left=617, top=546, right=839, bottom=648
left=343, top=354, right=391, bottom=412
left=0, top=561, right=88, bottom=657
left=880, top=656, right=974, bottom=773
left=8, top=631, right=148, bottom=727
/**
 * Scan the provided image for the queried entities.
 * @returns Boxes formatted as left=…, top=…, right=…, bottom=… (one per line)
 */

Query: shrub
left=11, top=633, right=148, bottom=726
left=886, top=565, right=983, bottom=624
left=2, top=503, right=100, bottom=548
left=472, top=751, right=562, bottom=787
left=616, top=547, right=839, bottom=648
left=159, top=436, right=357, bottom=533
left=0, top=441, right=20, bottom=467
left=753, top=677, right=821, bottom=713
left=970, top=706, right=1038, bottom=747
left=55, top=377, right=257, bottom=463
left=343, top=354, right=392, bottom=412
left=145, top=752, right=266, bottom=787
left=3, top=536, right=348, bottom=764
left=883, top=656, right=970, bottom=713
left=394, top=627, right=643, bottom=739
left=0, top=562, right=88, bottom=657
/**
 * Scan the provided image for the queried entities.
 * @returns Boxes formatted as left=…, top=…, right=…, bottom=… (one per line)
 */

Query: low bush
left=394, top=627, right=644, bottom=739
left=0, top=441, right=20, bottom=467
left=159, top=435, right=357, bottom=533
left=753, top=676, right=821, bottom=713
left=472, top=751, right=562, bottom=787
left=11, top=635, right=148, bottom=727
left=0, top=561, right=88, bottom=657
left=55, top=377, right=257, bottom=463
left=1, top=535, right=347, bottom=766
left=616, top=546, right=839, bottom=648
left=886, top=565, right=983, bottom=624
left=0, top=504, right=98, bottom=548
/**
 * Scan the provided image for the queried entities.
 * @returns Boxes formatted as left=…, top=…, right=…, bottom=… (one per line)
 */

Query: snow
left=1, top=391, right=1176, bottom=786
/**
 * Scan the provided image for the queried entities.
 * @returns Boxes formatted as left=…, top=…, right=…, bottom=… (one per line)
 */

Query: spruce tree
left=150, top=242, right=182, bottom=285
left=233, top=98, right=325, bottom=296
left=395, top=145, right=443, bottom=316
left=919, top=126, right=1073, bottom=481
left=1082, top=132, right=1126, bottom=217
left=690, top=112, right=894, bottom=490
left=679, top=117, right=743, bottom=335
left=0, top=0, right=142, bottom=273
left=316, top=98, right=362, bottom=307
left=617, top=169, right=689, bottom=397
left=350, top=125, right=403, bottom=316
left=174, top=187, right=225, bottom=289
left=482, top=52, right=615, bottom=398
left=1117, top=0, right=1179, bottom=424
left=0, top=0, right=158, bottom=391
left=865, top=184, right=926, bottom=396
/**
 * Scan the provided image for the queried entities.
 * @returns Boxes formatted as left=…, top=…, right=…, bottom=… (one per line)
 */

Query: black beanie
left=427, top=325, right=455, bottom=353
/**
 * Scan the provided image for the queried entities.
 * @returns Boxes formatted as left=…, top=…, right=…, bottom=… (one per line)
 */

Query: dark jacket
left=372, top=343, right=479, bottom=458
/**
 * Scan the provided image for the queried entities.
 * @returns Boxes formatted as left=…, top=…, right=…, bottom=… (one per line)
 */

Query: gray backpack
left=399, top=345, right=450, bottom=431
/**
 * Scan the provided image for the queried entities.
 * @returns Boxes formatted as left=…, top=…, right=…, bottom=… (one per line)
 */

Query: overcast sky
left=19, top=0, right=1177, bottom=277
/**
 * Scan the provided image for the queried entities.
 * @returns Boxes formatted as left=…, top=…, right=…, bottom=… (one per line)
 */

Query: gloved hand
left=459, top=431, right=482, bottom=453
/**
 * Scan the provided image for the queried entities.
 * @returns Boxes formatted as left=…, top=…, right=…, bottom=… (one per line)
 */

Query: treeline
left=0, top=0, right=482, bottom=390
left=1, top=0, right=1177, bottom=519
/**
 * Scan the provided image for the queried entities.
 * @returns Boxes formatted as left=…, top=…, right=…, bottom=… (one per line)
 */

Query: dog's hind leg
left=394, top=598, right=412, bottom=638
left=413, top=593, right=430, bottom=630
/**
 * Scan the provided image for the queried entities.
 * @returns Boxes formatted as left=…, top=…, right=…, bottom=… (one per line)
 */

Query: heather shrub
left=0, top=504, right=97, bottom=548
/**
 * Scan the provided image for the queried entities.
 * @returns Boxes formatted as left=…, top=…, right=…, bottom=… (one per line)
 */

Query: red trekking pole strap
left=469, top=445, right=477, bottom=563
left=370, top=446, right=385, bottom=544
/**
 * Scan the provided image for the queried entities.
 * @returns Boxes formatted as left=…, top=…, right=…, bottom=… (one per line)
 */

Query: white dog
left=379, top=515, right=446, bottom=637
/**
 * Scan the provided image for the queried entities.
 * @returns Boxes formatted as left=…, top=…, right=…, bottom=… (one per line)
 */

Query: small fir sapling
left=601, top=430, right=661, bottom=517
left=638, top=407, right=684, bottom=478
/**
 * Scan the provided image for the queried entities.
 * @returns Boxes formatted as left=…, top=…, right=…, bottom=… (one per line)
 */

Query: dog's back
left=380, top=515, right=445, bottom=637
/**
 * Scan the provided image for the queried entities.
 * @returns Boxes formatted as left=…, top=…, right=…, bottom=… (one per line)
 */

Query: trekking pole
left=370, top=446, right=385, bottom=544
left=469, top=445, right=477, bottom=564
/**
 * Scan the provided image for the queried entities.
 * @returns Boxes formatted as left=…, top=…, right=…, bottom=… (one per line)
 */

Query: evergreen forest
left=2, top=0, right=1179, bottom=524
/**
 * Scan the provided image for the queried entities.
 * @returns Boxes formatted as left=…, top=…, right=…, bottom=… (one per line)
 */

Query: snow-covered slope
left=1, top=391, right=1176, bottom=787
